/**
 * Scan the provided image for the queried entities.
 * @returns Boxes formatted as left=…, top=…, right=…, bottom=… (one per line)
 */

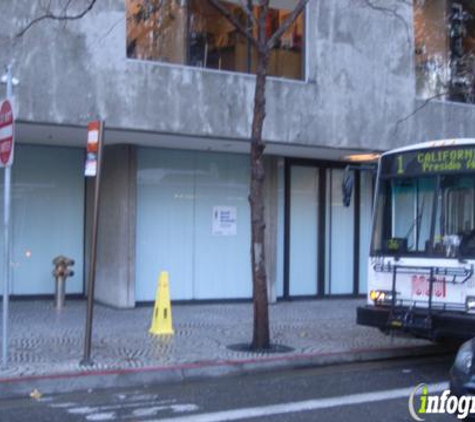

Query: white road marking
left=65, top=399, right=176, bottom=415
left=129, top=404, right=200, bottom=418
left=152, top=382, right=449, bottom=422
left=130, top=406, right=170, bottom=418
left=118, top=393, right=168, bottom=402
left=64, top=399, right=198, bottom=420
left=85, top=412, right=116, bottom=421
left=50, top=402, right=77, bottom=408
left=171, top=404, right=201, bottom=413
left=69, top=406, right=98, bottom=415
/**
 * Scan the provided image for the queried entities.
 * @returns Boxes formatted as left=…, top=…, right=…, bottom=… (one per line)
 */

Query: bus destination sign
left=381, top=146, right=475, bottom=177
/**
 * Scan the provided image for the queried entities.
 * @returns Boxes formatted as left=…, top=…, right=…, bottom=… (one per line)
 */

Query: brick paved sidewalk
left=0, top=298, right=431, bottom=380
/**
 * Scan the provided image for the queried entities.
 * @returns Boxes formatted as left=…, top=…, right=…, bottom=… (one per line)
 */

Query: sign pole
left=81, top=120, right=104, bottom=366
left=2, top=165, right=10, bottom=369
left=2, top=64, right=13, bottom=369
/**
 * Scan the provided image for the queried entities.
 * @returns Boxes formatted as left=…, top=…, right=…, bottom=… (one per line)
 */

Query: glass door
left=286, top=163, right=374, bottom=298
left=325, top=168, right=354, bottom=295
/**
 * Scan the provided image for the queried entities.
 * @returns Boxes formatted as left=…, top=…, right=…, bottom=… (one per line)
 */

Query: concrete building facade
left=0, top=0, right=474, bottom=307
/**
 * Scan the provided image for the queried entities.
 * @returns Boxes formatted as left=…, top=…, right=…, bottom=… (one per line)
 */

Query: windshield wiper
left=404, top=196, right=426, bottom=249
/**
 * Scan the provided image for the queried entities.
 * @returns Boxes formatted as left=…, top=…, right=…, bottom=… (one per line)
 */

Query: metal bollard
left=52, top=256, right=75, bottom=310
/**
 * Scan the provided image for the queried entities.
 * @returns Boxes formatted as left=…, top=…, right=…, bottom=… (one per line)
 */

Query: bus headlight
left=369, top=290, right=393, bottom=304
left=466, top=296, right=475, bottom=313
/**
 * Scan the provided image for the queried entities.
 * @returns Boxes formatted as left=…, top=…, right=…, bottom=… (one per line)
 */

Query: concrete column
left=85, top=144, right=137, bottom=308
left=264, top=156, right=279, bottom=304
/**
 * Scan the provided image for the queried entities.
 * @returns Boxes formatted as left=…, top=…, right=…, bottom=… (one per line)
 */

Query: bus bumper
left=357, top=305, right=475, bottom=341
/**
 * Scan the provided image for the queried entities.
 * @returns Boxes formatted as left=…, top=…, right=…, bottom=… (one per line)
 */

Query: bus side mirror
left=342, top=170, right=354, bottom=207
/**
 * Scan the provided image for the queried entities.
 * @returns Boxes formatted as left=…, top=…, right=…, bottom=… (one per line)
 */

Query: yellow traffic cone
left=149, top=271, right=174, bottom=336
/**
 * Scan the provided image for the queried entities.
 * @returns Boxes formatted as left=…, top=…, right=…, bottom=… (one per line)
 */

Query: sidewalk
left=0, top=299, right=450, bottom=398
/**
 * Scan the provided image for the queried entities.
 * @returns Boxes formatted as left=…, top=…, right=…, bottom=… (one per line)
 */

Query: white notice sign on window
left=212, top=206, right=237, bottom=236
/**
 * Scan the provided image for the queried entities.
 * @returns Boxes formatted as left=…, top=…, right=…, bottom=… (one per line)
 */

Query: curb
left=0, top=344, right=454, bottom=400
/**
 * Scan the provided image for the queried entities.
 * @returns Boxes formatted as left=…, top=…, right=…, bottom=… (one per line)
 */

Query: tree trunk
left=205, top=0, right=309, bottom=351
left=250, top=46, right=270, bottom=350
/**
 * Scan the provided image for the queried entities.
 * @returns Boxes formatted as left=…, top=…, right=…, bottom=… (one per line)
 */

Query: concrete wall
left=1, top=0, right=474, bottom=153
left=89, top=144, right=136, bottom=308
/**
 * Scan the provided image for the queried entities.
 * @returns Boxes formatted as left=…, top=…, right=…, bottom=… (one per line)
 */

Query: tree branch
left=207, top=0, right=259, bottom=49
left=360, top=0, right=411, bottom=44
left=16, top=0, right=98, bottom=38
left=237, top=0, right=258, bottom=28
left=394, top=91, right=448, bottom=134
left=267, top=0, right=309, bottom=50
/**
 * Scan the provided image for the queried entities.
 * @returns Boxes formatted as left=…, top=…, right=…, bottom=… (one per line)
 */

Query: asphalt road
left=0, top=355, right=456, bottom=421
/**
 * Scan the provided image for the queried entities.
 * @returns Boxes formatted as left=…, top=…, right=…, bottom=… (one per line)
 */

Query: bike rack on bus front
left=373, top=262, right=473, bottom=336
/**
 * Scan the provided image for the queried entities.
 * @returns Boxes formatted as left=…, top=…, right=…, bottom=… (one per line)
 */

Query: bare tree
left=16, top=0, right=98, bottom=38
left=207, top=0, right=309, bottom=350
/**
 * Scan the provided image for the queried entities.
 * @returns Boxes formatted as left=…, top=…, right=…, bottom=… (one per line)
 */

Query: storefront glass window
left=0, top=146, right=85, bottom=295
left=289, top=166, right=318, bottom=296
left=414, top=0, right=475, bottom=104
left=126, top=0, right=305, bottom=80
left=136, top=148, right=251, bottom=301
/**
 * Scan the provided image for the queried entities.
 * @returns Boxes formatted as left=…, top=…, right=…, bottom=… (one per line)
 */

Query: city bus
left=357, top=139, right=475, bottom=341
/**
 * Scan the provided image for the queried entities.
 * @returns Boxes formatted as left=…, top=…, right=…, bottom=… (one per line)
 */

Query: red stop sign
left=0, top=100, right=14, bottom=166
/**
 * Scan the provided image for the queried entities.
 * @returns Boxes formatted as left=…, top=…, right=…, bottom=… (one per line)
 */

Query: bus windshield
left=372, top=174, right=475, bottom=257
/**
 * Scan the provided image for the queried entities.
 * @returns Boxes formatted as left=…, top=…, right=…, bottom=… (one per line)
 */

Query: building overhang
left=16, top=121, right=379, bottom=163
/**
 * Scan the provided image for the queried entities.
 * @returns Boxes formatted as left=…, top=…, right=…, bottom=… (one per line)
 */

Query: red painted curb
left=0, top=344, right=447, bottom=385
